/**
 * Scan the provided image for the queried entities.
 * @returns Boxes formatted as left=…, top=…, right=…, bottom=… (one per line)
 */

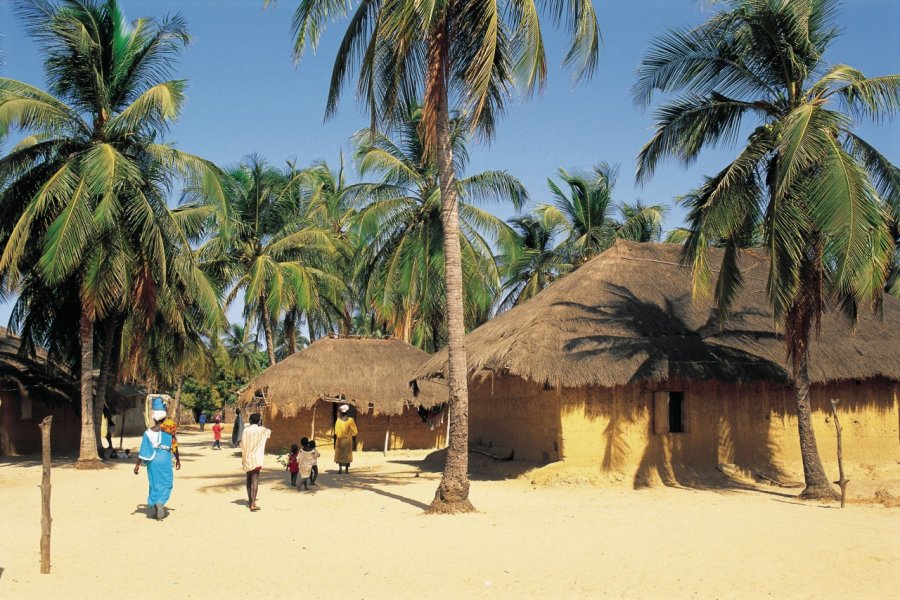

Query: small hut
left=240, top=336, right=448, bottom=453
left=415, top=241, right=900, bottom=485
left=0, top=328, right=79, bottom=456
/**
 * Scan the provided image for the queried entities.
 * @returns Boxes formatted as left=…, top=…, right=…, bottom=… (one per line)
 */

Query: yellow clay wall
left=470, top=375, right=899, bottom=484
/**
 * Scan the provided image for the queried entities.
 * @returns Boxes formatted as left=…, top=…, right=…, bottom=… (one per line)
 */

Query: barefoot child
left=287, top=444, right=300, bottom=486
left=297, top=437, right=320, bottom=491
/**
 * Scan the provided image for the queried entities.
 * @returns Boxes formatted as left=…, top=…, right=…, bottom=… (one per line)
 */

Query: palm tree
left=275, top=317, right=310, bottom=360
left=350, top=108, right=526, bottom=351
left=191, top=155, right=343, bottom=368
left=539, top=163, right=668, bottom=265
left=539, top=164, right=619, bottom=265
left=295, top=157, right=360, bottom=337
left=282, top=0, right=599, bottom=513
left=0, top=0, right=225, bottom=467
left=617, top=200, right=667, bottom=243
left=221, top=323, right=265, bottom=380
left=635, top=0, right=898, bottom=499
left=497, top=214, right=571, bottom=311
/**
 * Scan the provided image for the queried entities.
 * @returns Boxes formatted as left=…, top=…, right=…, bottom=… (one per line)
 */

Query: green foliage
left=349, top=106, right=526, bottom=350
left=191, top=154, right=344, bottom=366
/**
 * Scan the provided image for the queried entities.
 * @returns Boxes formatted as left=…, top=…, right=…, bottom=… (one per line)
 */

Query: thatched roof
left=240, top=336, right=446, bottom=416
left=0, top=327, right=144, bottom=409
left=415, top=240, right=900, bottom=389
left=0, top=327, right=75, bottom=403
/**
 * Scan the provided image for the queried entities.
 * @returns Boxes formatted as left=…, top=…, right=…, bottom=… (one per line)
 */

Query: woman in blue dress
left=134, top=397, right=181, bottom=520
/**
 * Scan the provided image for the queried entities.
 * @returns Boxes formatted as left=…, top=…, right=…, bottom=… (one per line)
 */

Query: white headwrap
left=339, top=404, right=350, bottom=413
left=152, top=410, right=167, bottom=422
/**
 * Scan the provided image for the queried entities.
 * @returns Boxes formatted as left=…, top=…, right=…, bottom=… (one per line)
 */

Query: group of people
left=133, top=398, right=359, bottom=518
left=286, top=438, right=320, bottom=490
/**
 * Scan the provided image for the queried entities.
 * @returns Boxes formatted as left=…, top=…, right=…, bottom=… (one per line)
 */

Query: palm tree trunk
left=260, top=296, right=277, bottom=367
left=285, top=311, right=297, bottom=355
left=92, top=318, right=117, bottom=458
left=75, top=308, right=102, bottom=469
left=343, top=310, right=353, bottom=336
left=172, top=374, right=184, bottom=424
left=308, top=318, right=317, bottom=343
left=426, top=28, right=475, bottom=514
left=794, top=351, right=839, bottom=500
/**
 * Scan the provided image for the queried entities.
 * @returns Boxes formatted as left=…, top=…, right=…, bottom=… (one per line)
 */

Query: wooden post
left=38, top=415, right=52, bottom=574
left=830, top=399, right=848, bottom=508
left=118, top=413, right=125, bottom=454
left=384, top=416, right=391, bottom=457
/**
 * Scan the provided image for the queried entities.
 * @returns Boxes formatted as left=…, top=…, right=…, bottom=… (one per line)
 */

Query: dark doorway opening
left=668, top=391, right=685, bottom=433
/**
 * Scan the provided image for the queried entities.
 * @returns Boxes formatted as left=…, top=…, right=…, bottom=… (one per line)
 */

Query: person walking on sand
left=198, top=412, right=207, bottom=431
left=134, top=397, right=181, bottom=520
left=232, top=407, right=244, bottom=448
left=333, top=404, right=357, bottom=474
left=240, top=413, right=271, bottom=511
left=212, top=419, right=223, bottom=450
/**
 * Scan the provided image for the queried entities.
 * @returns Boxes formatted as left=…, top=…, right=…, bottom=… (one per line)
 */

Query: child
left=297, top=437, right=320, bottom=491
left=308, top=440, right=319, bottom=485
left=287, top=444, right=300, bottom=486
left=212, top=420, right=223, bottom=449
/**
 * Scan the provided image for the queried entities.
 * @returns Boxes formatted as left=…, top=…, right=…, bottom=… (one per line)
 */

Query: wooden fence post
left=830, top=399, right=848, bottom=508
left=39, top=415, right=52, bottom=574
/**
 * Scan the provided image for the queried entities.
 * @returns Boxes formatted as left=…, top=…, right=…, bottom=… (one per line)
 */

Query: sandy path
left=1, top=430, right=898, bottom=599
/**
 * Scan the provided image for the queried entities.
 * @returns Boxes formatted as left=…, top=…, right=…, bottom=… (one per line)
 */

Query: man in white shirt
left=239, top=412, right=271, bottom=511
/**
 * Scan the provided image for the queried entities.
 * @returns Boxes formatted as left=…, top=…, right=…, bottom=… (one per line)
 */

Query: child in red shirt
left=212, top=421, right=223, bottom=450
left=287, top=444, right=300, bottom=486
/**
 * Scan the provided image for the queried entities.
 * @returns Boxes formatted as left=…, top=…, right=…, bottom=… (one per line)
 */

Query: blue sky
left=1, top=0, right=899, bottom=327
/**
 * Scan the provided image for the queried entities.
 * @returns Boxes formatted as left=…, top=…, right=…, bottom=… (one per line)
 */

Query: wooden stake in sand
left=38, top=415, right=52, bottom=574
left=384, top=416, right=391, bottom=457
left=830, top=399, right=848, bottom=508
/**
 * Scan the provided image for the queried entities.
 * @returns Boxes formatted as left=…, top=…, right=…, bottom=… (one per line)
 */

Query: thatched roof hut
left=416, top=240, right=900, bottom=389
left=240, top=336, right=449, bottom=452
left=413, top=241, right=900, bottom=483
left=241, top=336, right=445, bottom=417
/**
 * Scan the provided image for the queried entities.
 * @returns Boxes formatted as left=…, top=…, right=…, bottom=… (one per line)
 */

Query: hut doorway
left=330, top=400, right=358, bottom=426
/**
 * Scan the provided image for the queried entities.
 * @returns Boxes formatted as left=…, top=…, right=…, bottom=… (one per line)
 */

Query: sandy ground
left=1, top=429, right=898, bottom=600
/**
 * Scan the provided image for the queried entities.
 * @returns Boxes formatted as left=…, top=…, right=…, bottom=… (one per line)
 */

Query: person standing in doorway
left=240, top=412, right=271, bottom=511
left=333, top=404, right=358, bottom=474
left=231, top=408, right=244, bottom=448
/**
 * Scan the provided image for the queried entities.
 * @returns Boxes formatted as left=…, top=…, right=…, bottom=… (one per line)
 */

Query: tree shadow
left=320, top=471, right=430, bottom=510
left=557, top=284, right=790, bottom=386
